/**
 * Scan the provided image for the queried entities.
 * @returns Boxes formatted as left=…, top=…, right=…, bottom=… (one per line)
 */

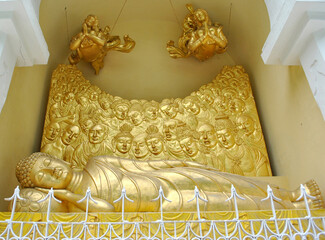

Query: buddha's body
left=15, top=153, right=324, bottom=212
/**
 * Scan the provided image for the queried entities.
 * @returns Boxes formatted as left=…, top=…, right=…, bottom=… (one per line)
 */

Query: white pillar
left=262, top=0, right=325, bottom=120
left=0, top=0, right=48, bottom=113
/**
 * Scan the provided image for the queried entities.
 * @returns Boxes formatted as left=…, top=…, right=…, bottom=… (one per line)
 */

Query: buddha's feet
left=292, top=179, right=324, bottom=209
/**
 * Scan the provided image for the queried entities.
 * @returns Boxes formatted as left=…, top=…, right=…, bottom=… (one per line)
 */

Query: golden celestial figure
left=69, top=15, right=135, bottom=74
left=14, top=153, right=324, bottom=212
left=167, top=4, right=228, bottom=61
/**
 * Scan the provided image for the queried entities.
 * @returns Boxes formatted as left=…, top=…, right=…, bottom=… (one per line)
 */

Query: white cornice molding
left=263, top=0, right=325, bottom=120
left=0, top=0, right=48, bottom=113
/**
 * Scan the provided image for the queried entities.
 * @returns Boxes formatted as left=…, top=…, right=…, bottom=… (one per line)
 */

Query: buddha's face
left=30, top=156, right=72, bottom=189
left=116, top=136, right=132, bottom=153
left=61, top=125, right=80, bottom=145
left=163, top=120, right=177, bottom=141
left=89, top=124, right=106, bottom=144
left=146, top=137, right=164, bottom=155
left=129, top=110, right=143, bottom=126
left=216, top=128, right=236, bottom=149
left=113, top=104, right=129, bottom=120
left=144, top=105, right=159, bottom=120
left=198, top=124, right=217, bottom=148
left=45, top=123, right=60, bottom=141
left=182, top=98, right=200, bottom=115
left=132, top=135, right=149, bottom=158
left=236, top=115, right=255, bottom=136
left=179, top=137, right=199, bottom=157
left=160, top=103, right=178, bottom=119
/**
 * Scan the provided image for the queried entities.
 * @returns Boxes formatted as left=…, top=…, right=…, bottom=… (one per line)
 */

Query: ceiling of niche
left=39, top=0, right=269, bottom=101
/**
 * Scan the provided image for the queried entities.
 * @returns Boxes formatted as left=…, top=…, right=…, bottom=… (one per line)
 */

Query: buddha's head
left=215, top=118, right=237, bottom=149
left=197, top=123, right=217, bottom=149
left=61, top=125, right=80, bottom=146
left=143, top=101, right=159, bottom=120
left=236, top=114, right=255, bottom=136
left=44, top=122, right=61, bottom=141
left=16, top=152, right=72, bottom=189
left=111, top=98, right=131, bottom=120
left=182, top=96, right=200, bottom=115
left=89, top=123, right=107, bottom=144
left=160, top=99, right=178, bottom=119
left=145, top=125, right=164, bottom=155
left=178, top=129, right=200, bottom=157
left=113, top=124, right=133, bottom=154
left=128, top=103, right=144, bottom=126
left=132, top=133, right=149, bottom=159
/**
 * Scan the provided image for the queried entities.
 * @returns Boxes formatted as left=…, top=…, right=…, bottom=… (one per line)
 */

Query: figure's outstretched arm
left=37, top=188, right=115, bottom=212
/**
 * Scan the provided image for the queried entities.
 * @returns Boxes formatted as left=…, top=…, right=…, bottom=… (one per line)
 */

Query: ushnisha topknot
left=15, top=152, right=53, bottom=188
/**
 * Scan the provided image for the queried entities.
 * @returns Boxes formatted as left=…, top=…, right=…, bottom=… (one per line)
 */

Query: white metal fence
left=0, top=184, right=324, bottom=240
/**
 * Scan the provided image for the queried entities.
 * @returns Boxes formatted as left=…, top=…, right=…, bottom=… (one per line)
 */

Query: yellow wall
left=0, top=0, right=324, bottom=210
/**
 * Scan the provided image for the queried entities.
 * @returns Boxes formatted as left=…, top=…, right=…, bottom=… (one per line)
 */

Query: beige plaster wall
left=0, top=0, right=324, bottom=211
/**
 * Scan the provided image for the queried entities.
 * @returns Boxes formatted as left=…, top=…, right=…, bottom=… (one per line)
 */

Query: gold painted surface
left=14, top=153, right=324, bottom=212
left=69, top=15, right=135, bottom=74
left=167, top=4, right=228, bottom=61
left=40, top=64, right=271, bottom=177
left=1, top=209, right=325, bottom=239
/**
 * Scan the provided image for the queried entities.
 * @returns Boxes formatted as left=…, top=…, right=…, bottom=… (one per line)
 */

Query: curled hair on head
left=145, top=125, right=163, bottom=141
left=15, top=152, right=53, bottom=188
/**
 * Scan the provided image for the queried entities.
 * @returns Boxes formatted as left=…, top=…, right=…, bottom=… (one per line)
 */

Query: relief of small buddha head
left=113, top=124, right=133, bottom=154
left=215, top=118, right=238, bottom=149
left=132, top=133, right=149, bottom=159
left=111, top=98, right=131, bottom=120
left=145, top=125, right=164, bottom=155
left=61, top=125, right=80, bottom=146
left=88, top=123, right=107, bottom=144
left=45, top=122, right=61, bottom=141
left=197, top=123, right=217, bottom=149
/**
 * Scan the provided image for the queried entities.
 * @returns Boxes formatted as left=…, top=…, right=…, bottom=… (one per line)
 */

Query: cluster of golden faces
left=41, top=64, right=271, bottom=176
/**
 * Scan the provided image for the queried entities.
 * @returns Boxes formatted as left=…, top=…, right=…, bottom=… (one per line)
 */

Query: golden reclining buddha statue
left=12, top=64, right=324, bottom=212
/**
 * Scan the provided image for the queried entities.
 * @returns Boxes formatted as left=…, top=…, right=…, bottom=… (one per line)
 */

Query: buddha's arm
left=39, top=188, right=114, bottom=212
